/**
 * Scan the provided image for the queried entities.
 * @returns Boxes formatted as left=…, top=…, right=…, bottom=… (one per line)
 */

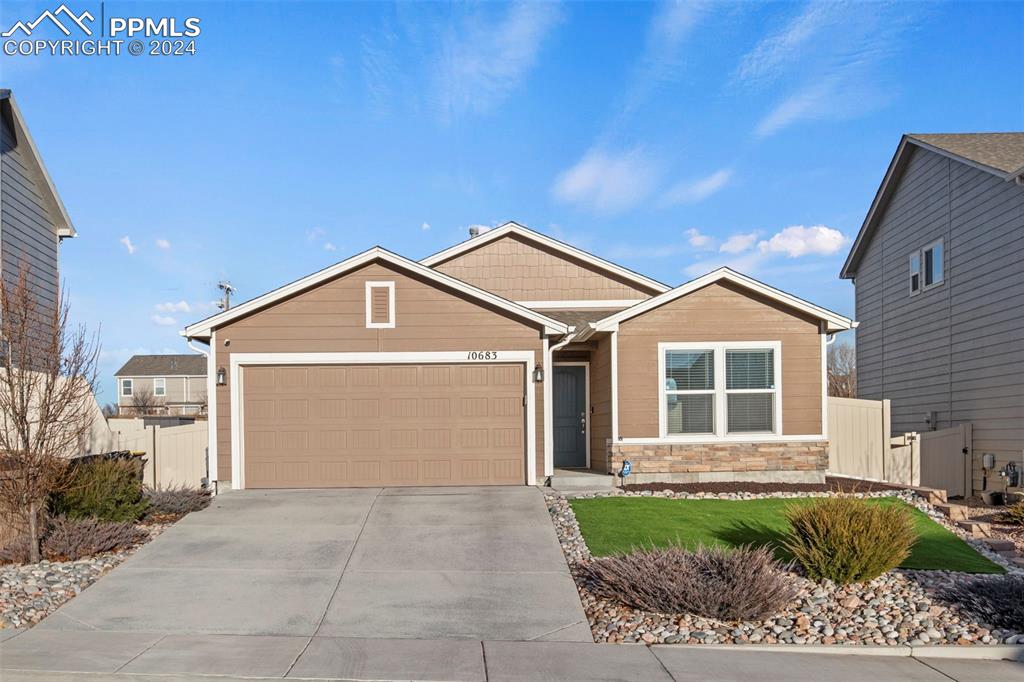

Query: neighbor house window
left=660, top=342, right=781, bottom=439
left=365, top=281, right=395, bottom=328
left=909, top=252, right=921, bottom=295
left=120, top=378, right=133, bottom=397
left=909, top=239, right=944, bottom=296
left=153, top=377, right=166, bottom=397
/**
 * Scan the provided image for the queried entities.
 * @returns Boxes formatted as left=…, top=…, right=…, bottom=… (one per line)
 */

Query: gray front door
left=553, top=365, right=587, bottom=468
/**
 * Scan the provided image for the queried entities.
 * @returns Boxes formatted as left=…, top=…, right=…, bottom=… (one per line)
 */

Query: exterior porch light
left=216, top=367, right=227, bottom=386
left=532, top=365, right=544, bottom=383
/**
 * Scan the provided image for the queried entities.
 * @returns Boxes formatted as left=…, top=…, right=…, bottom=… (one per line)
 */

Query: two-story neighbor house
left=1, top=89, right=76, bottom=316
left=183, top=222, right=852, bottom=491
left=841, top=132, right=1024, bottom=494
left=115, top=354, right=208, bottom=416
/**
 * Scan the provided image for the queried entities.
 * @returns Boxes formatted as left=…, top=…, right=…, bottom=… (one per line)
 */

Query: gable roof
left=841, top=132, right=1024, bottom=279
left=182, top=246, right=570, bottom=340
left=420, top=221, right=671, bottom=295
left=115, top=354, right=206, bottom=377
left=0, top=90, right=75, bottom=238
left=591, top=267, right=854, bottom=334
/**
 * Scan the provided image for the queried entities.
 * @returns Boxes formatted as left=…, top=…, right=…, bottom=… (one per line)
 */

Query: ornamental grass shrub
left=144, top=485, right=211, bottom=517
left=783, top=496, right=917, bottom=585
left=999, top=500, right=1024, bottom=526
left=584, top=544, right=798, bottom=622
left=944, top=575, right=1024, bottom=630
left=50, top=457, right=148, bottom=522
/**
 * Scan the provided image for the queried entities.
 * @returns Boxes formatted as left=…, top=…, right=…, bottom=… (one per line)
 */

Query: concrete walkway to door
left=28, top=486, right=590, bottom=641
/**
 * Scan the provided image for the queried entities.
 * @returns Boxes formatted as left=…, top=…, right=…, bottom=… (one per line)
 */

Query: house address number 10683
left=466, top=351, right=499, bottom=360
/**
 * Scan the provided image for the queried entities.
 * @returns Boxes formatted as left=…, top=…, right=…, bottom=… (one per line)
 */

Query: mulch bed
left=623, top=476, right=902, bottom=495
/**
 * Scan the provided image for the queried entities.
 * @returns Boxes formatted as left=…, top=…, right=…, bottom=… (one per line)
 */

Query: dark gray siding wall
left=1, top=115, right=60, bottom=318
left=854, top=145, right=1024, bottom=490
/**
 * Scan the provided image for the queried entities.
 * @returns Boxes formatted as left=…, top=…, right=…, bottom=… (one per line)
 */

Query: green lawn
left=570, top=496, right=1004, bottom=574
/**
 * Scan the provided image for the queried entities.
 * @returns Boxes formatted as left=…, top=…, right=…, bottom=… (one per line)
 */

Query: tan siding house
left=185, top=222, right=851, bottom=491
left=115, top=355, right=208, bottom=416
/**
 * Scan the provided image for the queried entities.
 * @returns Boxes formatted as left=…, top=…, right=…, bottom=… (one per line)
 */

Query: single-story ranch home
left=182, top=222, right=853, bottom=491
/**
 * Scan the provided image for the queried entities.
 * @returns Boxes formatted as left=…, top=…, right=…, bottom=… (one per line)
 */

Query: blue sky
left=3, top=0, right=1023, bottom=403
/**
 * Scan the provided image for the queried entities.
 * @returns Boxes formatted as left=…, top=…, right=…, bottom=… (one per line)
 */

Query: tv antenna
left=217, top=281, right=236, bottom=311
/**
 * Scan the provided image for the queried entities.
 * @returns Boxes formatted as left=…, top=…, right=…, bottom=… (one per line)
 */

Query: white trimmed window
left=153, top=377, right=166, bottom=397
left=120, top=378, right=133, bottom=397
left=909, top=239, right=944, bottom=296
left=659, top=342, right=782, bottom=439
left=909, top=252, right=921, bottom=295
left=365, top=281, right=395, bottom=329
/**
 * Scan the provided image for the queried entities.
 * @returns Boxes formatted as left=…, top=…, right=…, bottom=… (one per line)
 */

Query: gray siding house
left=0, top=90, right=76, bottom=317
left=841, top=133, right=1024, bottom=493
left=115, top=354, right=208, bottom=416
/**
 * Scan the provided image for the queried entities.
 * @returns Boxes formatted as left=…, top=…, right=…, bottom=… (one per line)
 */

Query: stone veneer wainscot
left=607, top=441, right=828, bottom=484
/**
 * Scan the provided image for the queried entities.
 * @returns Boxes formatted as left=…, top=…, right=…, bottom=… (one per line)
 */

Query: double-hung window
left=909, top=239, right=943, bottom=295
left=120, top=378, right=133, bottom=397
left=660, top=342, right=781, bottom=439
left=153, top=377, right=166, bottom=397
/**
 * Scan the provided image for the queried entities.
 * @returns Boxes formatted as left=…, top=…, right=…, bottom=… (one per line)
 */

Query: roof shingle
left=114, top=354, right=206, bottom=377
left=908, top=132, right=1024, bottom=175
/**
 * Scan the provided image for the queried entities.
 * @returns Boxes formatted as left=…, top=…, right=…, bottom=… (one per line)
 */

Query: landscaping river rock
left=0, top=524, right=166, bottom=629
left=545, top=491, right=1024, bottom=646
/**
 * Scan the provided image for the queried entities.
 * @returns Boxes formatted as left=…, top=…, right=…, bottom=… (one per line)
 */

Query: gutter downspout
left=185, top=335, right=214, bottom=494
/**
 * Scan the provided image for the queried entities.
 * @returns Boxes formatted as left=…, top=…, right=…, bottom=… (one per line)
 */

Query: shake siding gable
left=615, top=282, right=823, bottom=439
left=431, top=234, right=660, bottom=301
left=213, top=260, right=547, bottom=484
left=854, top=144, right=1024, bottom=490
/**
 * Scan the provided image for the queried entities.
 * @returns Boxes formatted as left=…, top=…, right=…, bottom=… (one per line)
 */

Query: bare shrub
left=999, top=500, right=1024, bottom=526
left=827, top=342, right=857, bottom=398
left=584, top=544, right=798, bottom=622
left=41, top=516, right=148, bottom=561
left=945, top=575, right=1024, bottom=631
left=784, top=497, right=917, bottom=585
left=130, top=386, right=164, bottom=415
left=144, top=485, right=211, bottom=517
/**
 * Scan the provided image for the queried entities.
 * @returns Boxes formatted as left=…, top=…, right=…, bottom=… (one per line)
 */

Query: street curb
left=649, top=643, right=1024, bottom=661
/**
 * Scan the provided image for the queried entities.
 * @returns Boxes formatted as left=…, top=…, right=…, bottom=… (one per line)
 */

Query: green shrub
left=999, top=500, right=1024, bottom=526
left=50, top=457, right=149, bottom=522
left=783, top=496, right=917, bottom=585
left=584, top=544, right=798, bottom=621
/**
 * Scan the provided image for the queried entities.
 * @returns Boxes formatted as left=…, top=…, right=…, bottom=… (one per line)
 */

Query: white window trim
left=364, top=281, right=395, bottom=329
left=657, top=341, right=783, bottom=442
left=228, top=351, right=538, bottom=491
left=908, top=251, right=921, bottom=296
left=120, top=378, right=133, bottom=397
left=922, top=238, right=944, bottom=291
left=153, top=377, right=166, bottom=397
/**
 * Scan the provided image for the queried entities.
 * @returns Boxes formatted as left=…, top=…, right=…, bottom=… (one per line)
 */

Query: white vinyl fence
left=110, top=421, right=209, bottom=488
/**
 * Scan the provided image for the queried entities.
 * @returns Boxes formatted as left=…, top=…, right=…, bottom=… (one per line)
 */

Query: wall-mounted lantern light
left=216, top=367, right=227, bottom=386
left=532, top=365, right=544, bottom=383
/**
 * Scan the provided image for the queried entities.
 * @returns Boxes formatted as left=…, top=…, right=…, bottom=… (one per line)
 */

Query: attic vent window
left=365, top=281, right=395, bottom=329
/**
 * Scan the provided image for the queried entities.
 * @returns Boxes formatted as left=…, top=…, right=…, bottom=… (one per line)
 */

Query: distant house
left=841, top=132, right=1024, bottom=493
left=115, top=355, right=208, bottom=416
left=1, top=89, right=76, bottom=319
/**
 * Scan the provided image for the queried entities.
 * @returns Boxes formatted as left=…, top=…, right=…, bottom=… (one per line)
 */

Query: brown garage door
left=241, top=363, right=526, bottom=488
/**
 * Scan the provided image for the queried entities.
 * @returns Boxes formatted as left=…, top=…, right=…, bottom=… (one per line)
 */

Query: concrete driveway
left=36, top=486, right=590, bottom=641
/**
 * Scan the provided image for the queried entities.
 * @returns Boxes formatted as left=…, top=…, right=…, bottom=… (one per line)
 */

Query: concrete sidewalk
left=1, top=630, right=1022, bottom=681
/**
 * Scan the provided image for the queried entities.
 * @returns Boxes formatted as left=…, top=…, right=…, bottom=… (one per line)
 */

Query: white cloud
left=686, top=228, right=714, bottom=249
left=754, top=80, right=837, bottom=138
left=433, top=2, right=562, bottom=122
left=150, top=314, right=177, bottom=326
left=733, top=3, right=839, bottom=87
left=663, top=168, right=733, bottom=205
left=719, top=231, right=759, bottom=254
left=195, top=300, right=220, bottom=313
left=552, top=147, right=660, bottom=214
left=323, top=242, right=337, bottom=252
left=758, top=225, right=848, bottom=258
left=120, top=236, right=136, bottom=255
left=306, top=227, right=326, bottom=242
left=155, top=301, right=191, bottom=314
left=155, top=238, right=171, bottom=250
left=421, top=222, right=431, bottom=231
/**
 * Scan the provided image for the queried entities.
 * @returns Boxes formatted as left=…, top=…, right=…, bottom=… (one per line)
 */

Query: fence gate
left=919, top=424, right=971, bottom=498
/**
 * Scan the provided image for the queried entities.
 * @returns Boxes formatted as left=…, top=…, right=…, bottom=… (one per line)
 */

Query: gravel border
left=545, top=488, right=1024, bottom=647
left=0, top=522, right=169, bottom=630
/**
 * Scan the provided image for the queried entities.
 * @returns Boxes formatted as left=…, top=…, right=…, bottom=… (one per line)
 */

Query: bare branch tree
left=0, top=265, right=100, bottom=562
left=130, top=386, right=164, bottom=415
left=101, top=403, right=119, bottom=419
left=828, top=342, right=857, bottom=398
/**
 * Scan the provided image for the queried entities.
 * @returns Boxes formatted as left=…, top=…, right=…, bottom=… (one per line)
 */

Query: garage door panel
left=243, top=363, right=526, bottom=488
